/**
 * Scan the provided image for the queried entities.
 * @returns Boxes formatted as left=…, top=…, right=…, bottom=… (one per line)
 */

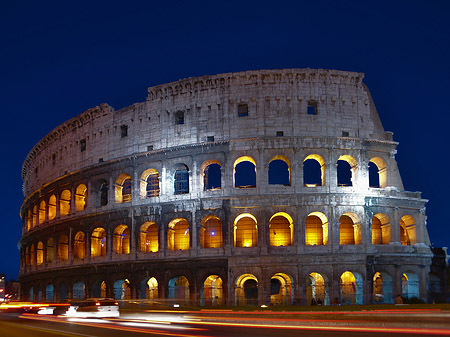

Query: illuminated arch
left=139, top=222, right=159, bottom=253
left=270, top=273, right=293, bottom=305
left=400, top=215, right=417, bottom=245
left=340, top=271, right=363, bottom=305
left=372, top=213, right=391, bottom=245
left=113, top=224, right=130, bottom=254
left=305, top=212, right=328, bottom=245
left=373, top=271, right=393, bottom=304
left=115, top=173, right=132, bottom=203
left=91, top=227, right=106, bottom=257
left=307, top=272, right=330, bottom=305
left=73, top=231, right=85, bottom=260
left=140, top=277, right=159, bottom=302
left=337, top=155, right=357, bottom=187
left=269, top=212, right=293, bottom=246
left=46, top=238, right=54, bottom=263
left=200, top=215, right=223, bottom=248
left=60, top=190, right=71, bottom=216
left=402, top=272, right=419, bottom=299
left=168, top=276, right=190, bottom=304
left=234, top=156, right=256, bottom=188
left=202, top=275, right=223, bottom=306
left=235, top=274, right=258, bottom=306
left=303, top=154, right=325, bottom=187
left=268, top=155, right=290, bottom=186
left=234, top=213, right=258, bottom=247
left=201, top=160, right=222, bottom=191
left=38, top=200, right=46, bottom=225
left=75, top=184, right=87, bottom=211
left=48, top=195, right=56, bottom=220
left=140, top=168, right=160, bottom=198
left=168, top=218, right=190, bottom=250
left=57, top=234, right=69, bottom=261
left=339, top=212, right=361, bottom=245
left=113, top=279, right=131, bottom=300
left=36, top=241, right=44, bottom=266
left=32, top=205, right=37, bottom=228
left=369, top=157, right=387, bottom=188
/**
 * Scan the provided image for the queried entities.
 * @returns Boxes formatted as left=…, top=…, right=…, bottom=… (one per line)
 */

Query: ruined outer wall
left=22, top=69, right=394, bottom=197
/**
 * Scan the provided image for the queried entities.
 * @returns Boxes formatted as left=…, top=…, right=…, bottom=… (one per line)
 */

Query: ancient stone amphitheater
left=19, top=69, right=433, bottom=306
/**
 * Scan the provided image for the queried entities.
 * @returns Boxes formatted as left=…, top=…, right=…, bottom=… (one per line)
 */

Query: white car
left=64, top=298, right=120, bottom=318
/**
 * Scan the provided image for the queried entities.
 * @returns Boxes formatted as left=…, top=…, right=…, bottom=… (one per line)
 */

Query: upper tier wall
left=22, top=69, right=390, bottom=197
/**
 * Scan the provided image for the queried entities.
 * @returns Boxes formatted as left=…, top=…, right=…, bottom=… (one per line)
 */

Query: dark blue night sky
left=1, top=0, right=449, bottom=280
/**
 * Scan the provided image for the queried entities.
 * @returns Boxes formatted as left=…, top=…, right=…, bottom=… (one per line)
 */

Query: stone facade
left=19, top=69, right=434, bottom=305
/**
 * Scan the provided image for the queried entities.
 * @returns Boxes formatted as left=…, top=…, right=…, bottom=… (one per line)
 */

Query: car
left=64, top=298, right=120, bottom=318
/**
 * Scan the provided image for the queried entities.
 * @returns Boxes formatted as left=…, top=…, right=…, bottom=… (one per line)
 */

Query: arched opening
left=270, top=273, right=293, bottom=305
left=369, top=157, right=387, bottom=188
left=428, top=274, right=441, bottom=303
left=46, top=238, right=54, bottom=264
left=400, top=215, right=417, bottom=246
left=48, top=195, right=56, bottom=220
left=73, top=281, right=85, bottom=299
left=140, top=277, right=159, bottom=303
left=306, top=272, right=329, bottom=305
left=372, top=213, right=391, bottom=245
left=340, top=271, right=363, bottom=305
left=26, top=209, right=31, bottom=231
left=113, top=279, right=131, bottom=300
left=139, top=222, right=159, bottom=253
left=168, top=276, right=190, bottom=305
left=235, top=274, right=258, bottom=306
left=303, top=155, right=325, bottom=187
left=74, top=231, right=85, bottom=260
left=32, top=205, right=37, bottom=228
left=36, top=241, right=43, bottom=265
left=402, top=272, right=420, bottom=300
left=92, top=280, right=107, bottom=298
left=339, top=213, right=361, bottom=245
left=269, top=212, right=293, bottom=247
left=45, top=284, right=54, bottom=301
left=201, top=161, right=222, bottom=190
left=373, top=272, right=393, bottom=304
left=200, top=215, right=223, bottom=248
left=91, top=227, right=106, bottom=257
left=57, top=234, right=69, bottom=261
left=115, top=174, right=132, bottom=203
left=168, top=218, right=190, bottom=251
left=113, top=224, right=130, bottom=254
left=234, top=213, right=258, bottom=248
left=99, top=180, right=108, bottom=206
left=234, top=156, right=256, bottom=188
left=58, top=282, right=69, bottom=301
left=141, top=169, right=160, bottom=198
left=75, top=184, right=87, bottom=211
left=337, top=155, right=357, bottom=187
left=60, top=190, right=71, bottom=216
left=38, top=200, right=46, bottom=225
left=305, top=212, right=328, bottom=246
left=174, top=165, right=189, bottom=194
left=202, top=275, right=223, bottom=306
left=268, top=156, right=290, bottom=186
left=29, top=244, right=35, bottom=266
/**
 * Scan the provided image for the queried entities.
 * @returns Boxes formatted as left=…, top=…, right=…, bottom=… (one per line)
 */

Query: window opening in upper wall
left=235, top=161, right=256, bottom=188
left=276, top=131, right=284, bottom=137
left=268, top=159, right=290, bottom=186
left=307, top=101, right=317, bottom=115
left=121, top=125, right=128, bottom=138
left=368, top=162, right=380, bottom=188
left=337, top=160, right=352, bottom=186
left=204, top=163, right=221, bottom=190
left=80, top=139, right=86, bottom=152
left=207, top=136, right=215, bottom=142
left=303, top=159, right=322, bottom=187
left=174, top=166, right=189, bottom=194
left=238, top=104, right=249, bottom=117
left=146, top=173, right=160, bottom=197
left=175, top=110, right=185, bottom=125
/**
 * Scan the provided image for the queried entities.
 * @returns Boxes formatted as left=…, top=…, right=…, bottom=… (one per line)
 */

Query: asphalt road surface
left=1, top=310, right=450, bottom=337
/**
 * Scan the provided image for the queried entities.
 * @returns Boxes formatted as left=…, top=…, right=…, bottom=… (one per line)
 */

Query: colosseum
left=19, top=68, right=434, bottom=306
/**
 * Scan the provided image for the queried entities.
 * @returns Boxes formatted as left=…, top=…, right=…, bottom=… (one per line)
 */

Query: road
left=1, top=309, right=450, bottom=337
